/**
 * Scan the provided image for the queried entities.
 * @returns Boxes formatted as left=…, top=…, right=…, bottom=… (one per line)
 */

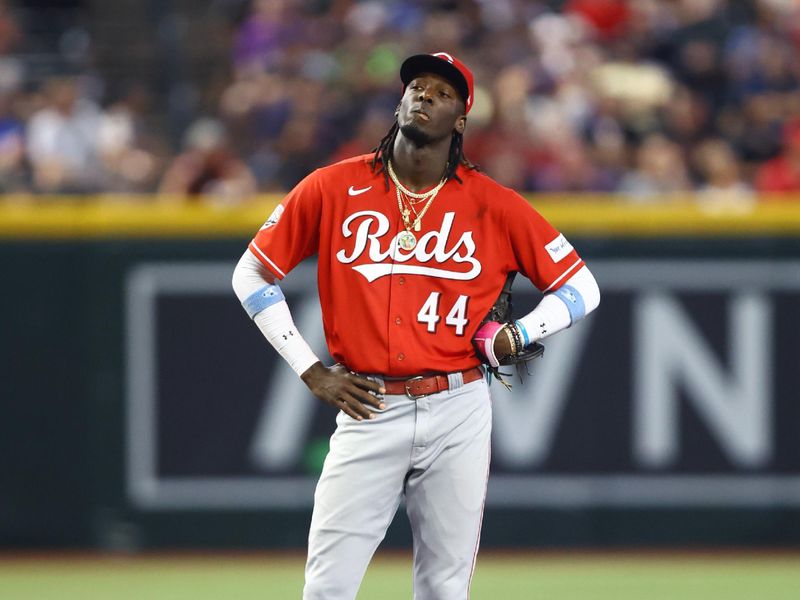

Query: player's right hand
left=300, top=362, right=386, bottom=421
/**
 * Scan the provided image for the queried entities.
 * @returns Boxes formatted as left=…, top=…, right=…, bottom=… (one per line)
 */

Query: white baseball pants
left=303, top=375, right=492, bottom=600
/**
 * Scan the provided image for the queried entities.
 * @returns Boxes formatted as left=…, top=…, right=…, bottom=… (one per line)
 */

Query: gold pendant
left=397, top=230, right=417, bottom=251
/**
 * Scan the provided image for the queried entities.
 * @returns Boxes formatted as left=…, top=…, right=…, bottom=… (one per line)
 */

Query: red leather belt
left=382, top=366, right=484, bottom=399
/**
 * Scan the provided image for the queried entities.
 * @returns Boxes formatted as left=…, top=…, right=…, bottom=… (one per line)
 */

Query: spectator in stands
left=6, top=0, right=800, bottom=199
left=328, top=107, right=392, bottom=166
left=693, top=137, right=754, bottom=205
left=159, top=117, right=257, bottom=203
left=566, top=0, right=631, bottom=41
left=755, top=119, right=800, bottom=194
left=0, top=0, right=20, bottom=54
left=618, top=133, right=692, bottom=199
left=0, top=0, right=23, bottom=95
left=0, top=90, right=25, bottom=192
left=232, top=0, right=304, bottom=78
left=96, top=84, right=164, bottom=194
left=532, top=133, right=619, bottom=192
left=26, top=77, right=103, bottom=194
left=663, top=0, right=729, bottom=107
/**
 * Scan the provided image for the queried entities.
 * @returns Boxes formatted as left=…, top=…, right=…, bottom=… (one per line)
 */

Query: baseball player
left=232, top=52, right=600, bottom=599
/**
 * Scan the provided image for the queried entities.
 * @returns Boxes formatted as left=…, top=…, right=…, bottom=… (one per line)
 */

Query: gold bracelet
left=503, top=325, right=517, bottom=356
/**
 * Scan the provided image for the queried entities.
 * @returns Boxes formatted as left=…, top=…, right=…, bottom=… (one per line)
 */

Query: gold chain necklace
left=387, top=160, right=447, bottom=251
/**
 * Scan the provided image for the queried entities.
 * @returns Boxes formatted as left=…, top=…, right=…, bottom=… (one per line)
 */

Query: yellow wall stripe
left=1, top=194, right=800, bottom=239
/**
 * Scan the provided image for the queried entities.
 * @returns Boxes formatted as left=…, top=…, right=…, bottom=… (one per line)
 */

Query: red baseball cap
left=400, top=52, right=474, bottom=114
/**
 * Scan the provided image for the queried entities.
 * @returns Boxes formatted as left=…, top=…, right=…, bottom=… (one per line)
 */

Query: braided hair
left=370, top=122, right=478, bottom=190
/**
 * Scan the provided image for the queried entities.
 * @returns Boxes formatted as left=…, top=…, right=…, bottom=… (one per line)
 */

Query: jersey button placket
left=388, top=266, right=406, bottom=367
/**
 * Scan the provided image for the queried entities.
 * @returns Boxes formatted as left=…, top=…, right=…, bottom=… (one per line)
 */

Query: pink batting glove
left=473, top=321, right=504, bottom=368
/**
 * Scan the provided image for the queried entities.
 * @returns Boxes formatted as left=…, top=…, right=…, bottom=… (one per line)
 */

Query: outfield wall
left=2, top=197, right=800, bottom=549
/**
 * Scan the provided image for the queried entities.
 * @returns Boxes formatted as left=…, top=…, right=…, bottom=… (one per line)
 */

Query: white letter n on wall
left=633, top=293, right=772, bottom=469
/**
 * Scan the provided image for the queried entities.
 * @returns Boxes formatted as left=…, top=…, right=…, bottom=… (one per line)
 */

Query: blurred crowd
left=2, top=0, right=800, bottom=203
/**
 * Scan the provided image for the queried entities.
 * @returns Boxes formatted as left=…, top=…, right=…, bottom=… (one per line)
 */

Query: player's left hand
left=301, top=362, right=386, bottom=421
left=473, top=321, right=513, bottom=367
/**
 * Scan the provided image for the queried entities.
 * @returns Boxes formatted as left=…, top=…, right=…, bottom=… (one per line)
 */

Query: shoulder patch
left=260, top=204, right=285, bottom=230
left=545, top=233, right=574, bottom=263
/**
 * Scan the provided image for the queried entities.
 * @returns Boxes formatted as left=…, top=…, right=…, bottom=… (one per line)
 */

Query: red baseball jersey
left=249, top=154, right=583, bottom=376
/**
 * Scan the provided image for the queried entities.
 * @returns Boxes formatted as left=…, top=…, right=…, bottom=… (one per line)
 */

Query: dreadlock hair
left=370, top=122, right=479, bottom=190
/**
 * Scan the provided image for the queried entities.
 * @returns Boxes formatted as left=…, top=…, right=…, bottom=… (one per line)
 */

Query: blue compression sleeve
left=242, top=284, right=285, bottom=319
left=552, top=285, right=585, bottom=325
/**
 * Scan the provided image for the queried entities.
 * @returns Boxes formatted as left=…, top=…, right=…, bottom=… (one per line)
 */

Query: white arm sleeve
left=516, top=265, right=600, bottom=343
left=232, top=249, right=320, bottom=377
left=232, top=249, right=276, bottom=299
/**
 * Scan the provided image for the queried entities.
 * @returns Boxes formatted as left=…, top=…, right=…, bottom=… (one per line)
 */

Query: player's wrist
left=505, top=323, right=524, bottom=357
left=513, top=320, right=529, bottom=346
left=300, top=361, right=325, bottom=384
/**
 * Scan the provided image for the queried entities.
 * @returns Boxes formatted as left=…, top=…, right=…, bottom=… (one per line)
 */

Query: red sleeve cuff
left=543, top=257, right=584, bottom=293
left=248, top=242, right=286, bottom=280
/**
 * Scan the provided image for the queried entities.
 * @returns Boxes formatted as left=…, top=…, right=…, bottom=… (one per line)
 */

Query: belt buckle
left=404, top=375, right=428, bottom=399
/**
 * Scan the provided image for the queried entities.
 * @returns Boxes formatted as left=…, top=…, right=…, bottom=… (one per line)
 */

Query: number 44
left=417, top=292, right=470, bottom=336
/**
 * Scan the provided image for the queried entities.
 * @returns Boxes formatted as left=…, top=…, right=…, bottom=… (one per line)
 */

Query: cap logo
left=433, top=52, right=454, bottom=63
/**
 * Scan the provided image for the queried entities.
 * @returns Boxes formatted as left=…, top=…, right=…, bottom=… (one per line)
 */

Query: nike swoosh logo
left=348, top=185, right=372, bottom=196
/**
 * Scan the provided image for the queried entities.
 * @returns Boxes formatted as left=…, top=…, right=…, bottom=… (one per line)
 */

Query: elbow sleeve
left=232, top=249, right=282, bottom=318
left=551, top=265, right=600, bottom=325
